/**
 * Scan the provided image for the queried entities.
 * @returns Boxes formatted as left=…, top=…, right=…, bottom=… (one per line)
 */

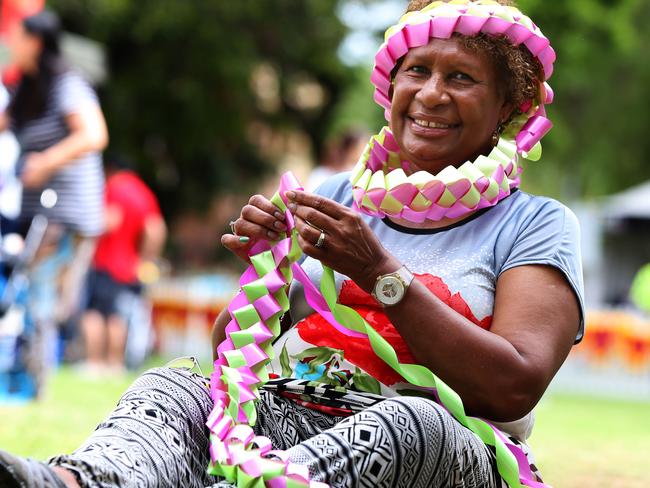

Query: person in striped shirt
left=0, top=10, right=108, bottom=363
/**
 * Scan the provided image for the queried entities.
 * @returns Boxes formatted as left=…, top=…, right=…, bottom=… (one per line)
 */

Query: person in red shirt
left=80, top=156, right=166, bottom=373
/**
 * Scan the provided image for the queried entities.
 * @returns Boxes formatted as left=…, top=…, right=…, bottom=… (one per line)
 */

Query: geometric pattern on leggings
left=288, top=396, right=499, bottom=488
left=253, top=389, right=344, bottom=451
left=47, top=368, right=508, bottom=488
left=49, top=368, right=219, bottom=488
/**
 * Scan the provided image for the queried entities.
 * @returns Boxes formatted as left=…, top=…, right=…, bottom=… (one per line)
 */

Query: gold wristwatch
left=371, top=265, right=414, bottom=306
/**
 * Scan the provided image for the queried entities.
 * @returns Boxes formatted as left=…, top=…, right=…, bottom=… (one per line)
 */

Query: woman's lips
left=408, top=117, right=459, bottom=137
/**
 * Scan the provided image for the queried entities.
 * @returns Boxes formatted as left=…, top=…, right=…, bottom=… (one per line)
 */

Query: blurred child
left=80, top=155, right=166, bottom=374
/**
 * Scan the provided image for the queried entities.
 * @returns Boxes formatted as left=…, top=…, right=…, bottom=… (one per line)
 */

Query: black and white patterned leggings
left=49, top=367, right=498, bottom=488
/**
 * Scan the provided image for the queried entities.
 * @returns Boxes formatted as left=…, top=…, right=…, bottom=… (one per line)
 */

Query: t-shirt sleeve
left=140, top=184, right=162, bottom=218
left=116, top=174, right=162, bottom=222
left=54, top=71, right=99, bottom=115
left=499, top=200, right=585, bottom=342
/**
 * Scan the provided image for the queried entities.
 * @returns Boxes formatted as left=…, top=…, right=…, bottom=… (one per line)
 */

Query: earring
left=491, top=122, right=504, bottom=146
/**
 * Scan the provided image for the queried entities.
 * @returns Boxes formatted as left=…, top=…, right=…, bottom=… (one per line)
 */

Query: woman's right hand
left=221, top=194, right=287, bottom=263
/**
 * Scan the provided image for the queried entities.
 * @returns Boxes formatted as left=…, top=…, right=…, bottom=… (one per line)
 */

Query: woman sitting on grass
left=0, top=1, right=582, bottom=487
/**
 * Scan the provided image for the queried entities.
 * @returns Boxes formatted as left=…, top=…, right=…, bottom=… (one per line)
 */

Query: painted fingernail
left=285, top=191, right=296, bottom=200
left=267, top=230, right=279, bottom=239
left=274, top=211, right=285, bottom=221
left=239, top=236, right=250, bottom=243
left=288, top=203, right=297, bottom=212
left=274, top=221, right=287, bottom=231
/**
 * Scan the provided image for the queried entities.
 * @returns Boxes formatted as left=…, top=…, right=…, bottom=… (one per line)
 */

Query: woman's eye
left=407, top=65, right=429, bottom=75
left=450, top=72, right=474, bottom=82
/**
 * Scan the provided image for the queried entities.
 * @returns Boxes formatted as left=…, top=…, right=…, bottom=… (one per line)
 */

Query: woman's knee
left=130, top=366, right=208, bottom=388
left=371, top=396, right=449, bottom=432
left=120, top=367, right=212, bottom=415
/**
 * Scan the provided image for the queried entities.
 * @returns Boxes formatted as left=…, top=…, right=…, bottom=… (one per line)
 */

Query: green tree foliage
left=517, top=0, right=650, bottom=199
left=48, top=0, right=353, bottom=215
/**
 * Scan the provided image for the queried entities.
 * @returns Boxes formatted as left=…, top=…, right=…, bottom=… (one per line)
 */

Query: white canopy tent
left=597, top=180, right=650, bottom=305
left=601, top=180, right=650, bottom=220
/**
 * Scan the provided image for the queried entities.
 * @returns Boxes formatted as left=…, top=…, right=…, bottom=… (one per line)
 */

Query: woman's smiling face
left=390, top=36, right=513, bottom=174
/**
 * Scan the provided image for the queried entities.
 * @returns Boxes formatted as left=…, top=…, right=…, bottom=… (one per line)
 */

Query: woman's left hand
left=21, top=152, right=55, bottom=189
left=286, top=190, right=400, bottom=292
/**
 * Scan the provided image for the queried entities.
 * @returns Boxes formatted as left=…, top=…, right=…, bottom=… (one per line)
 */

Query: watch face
left=375, top=275, right=405, bottom=306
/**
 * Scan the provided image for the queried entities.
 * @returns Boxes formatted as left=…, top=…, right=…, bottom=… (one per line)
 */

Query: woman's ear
left=499, top=100, right=515, bottom=126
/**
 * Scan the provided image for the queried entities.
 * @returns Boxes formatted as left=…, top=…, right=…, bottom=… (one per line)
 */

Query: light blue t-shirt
left=273, top=171, right=584, bottom=440
left=288, top=171, right=585, bottom=339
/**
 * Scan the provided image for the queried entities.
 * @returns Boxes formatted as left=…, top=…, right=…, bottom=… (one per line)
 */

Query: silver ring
left=229, top=220, right=237, bottom=235
left=315, top=231, right=326, bottom=249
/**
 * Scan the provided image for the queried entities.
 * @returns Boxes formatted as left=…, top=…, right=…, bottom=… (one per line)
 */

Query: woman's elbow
left=92, top=126, right=109, bottom=152
left=76, top=108, right=109, bottom=151
left=482, top=371, right=548, bottom=422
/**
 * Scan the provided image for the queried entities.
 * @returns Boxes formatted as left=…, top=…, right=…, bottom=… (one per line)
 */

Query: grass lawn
left=531, top=393, right=650, bottom=487
left=0, top=367, right=139, bottom=458
left=1, top=366, right=649, bottom=487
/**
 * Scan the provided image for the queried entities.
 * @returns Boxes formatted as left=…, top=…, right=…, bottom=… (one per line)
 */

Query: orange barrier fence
left=148, top=274, right=238, bottom=359
left=574, top=310, right=650, bottom=370
left=552, top=309, right=650, bottom=399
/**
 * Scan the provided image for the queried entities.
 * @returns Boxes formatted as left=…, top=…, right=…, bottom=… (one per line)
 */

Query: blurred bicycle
left=0, top=189, right=57, bottom=403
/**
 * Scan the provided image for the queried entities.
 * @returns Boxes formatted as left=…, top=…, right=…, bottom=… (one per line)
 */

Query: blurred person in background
left=80, top=155, right=166, bottom=375
left=306, top=127, right=369, bottom=191
left=0, top=10, right=108, bottom=362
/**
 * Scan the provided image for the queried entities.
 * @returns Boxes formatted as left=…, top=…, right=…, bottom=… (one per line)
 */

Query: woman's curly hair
left=404, top=0, right=544, bottom=113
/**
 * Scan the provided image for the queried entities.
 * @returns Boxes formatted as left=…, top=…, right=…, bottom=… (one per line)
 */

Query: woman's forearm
left=0, top=112, right=8, bottom=132
left=42, top=107, right=108, bottom=171
left=382, top=279, right=536, bottom=421
left=42, top=127, right=107, bottom=170
left=354, top=252, right=576, bottom=421
left=375, top=260, right=578, bottom=422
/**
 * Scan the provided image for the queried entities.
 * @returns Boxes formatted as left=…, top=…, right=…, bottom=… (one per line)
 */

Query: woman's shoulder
left=503, top=190, right=580, bottom=234
left=498, top=190, right=585, bottom=341
left=52, top=69, right=87, bottom=87
left=52, top=69, right=96, bottom=96
left=51, top=69, right=99, bottom=113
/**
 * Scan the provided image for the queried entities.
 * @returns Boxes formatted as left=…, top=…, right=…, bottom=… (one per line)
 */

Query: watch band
left=394, top=266, right=414, bottom=288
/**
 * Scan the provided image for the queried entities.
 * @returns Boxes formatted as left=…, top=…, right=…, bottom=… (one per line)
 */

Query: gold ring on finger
left=229, top=220, right=237, bottom=235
